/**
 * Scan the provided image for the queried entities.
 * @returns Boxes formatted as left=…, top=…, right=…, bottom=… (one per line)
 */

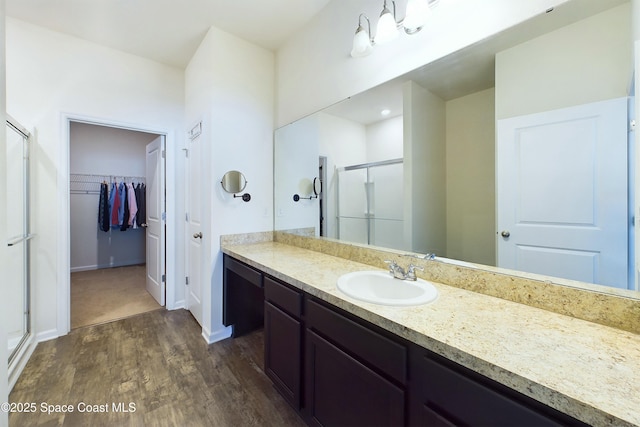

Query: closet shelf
left=70, top=173, right=145, bottom=194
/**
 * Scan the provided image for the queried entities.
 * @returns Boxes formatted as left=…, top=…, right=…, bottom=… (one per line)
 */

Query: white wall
left=6, top=18, right=185, bottom=340
left=185, top=26, right=274, bottom=343
left=366, top=115, right=403, bottom=162
left=404, top=81, right=446, bottom=255
left=274, top=114, right=320, bottom=232
left=318, top=112, right=367, bottom=239
left=496, top=3, right=632, bottom=119
left=276, top=0, right=567, bottom=127
left=0, top=0, right=10, bottom=424
left=70, top=123, right=157, bottom=271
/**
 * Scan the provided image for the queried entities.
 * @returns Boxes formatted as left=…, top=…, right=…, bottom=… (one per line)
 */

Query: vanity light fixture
left=351, top=14, right=374, bottom=58
left=374, top=0, right=399, bottom=45
left=351, top=0, right=435, bottom=58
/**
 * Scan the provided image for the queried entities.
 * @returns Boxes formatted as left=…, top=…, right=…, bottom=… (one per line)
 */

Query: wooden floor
left=10, top=309, right=306, bottom=427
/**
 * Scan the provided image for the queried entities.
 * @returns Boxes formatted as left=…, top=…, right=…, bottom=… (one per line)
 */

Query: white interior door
left=186, top=125, right=203, bottom=325
left=145, top=136, right=165, bottom=305
left=497, top=98, right=628, bottom=289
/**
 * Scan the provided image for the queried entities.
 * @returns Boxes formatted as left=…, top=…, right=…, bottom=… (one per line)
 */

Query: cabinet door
left=264, top=302, right=302, bottom=409
left=409, top=350, right=588, bottom=427
left=305, top=330, right=405, bottom=427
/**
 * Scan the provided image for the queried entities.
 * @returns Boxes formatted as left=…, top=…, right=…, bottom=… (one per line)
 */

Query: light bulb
left=351, top=26, right=373, bottom=58
left=375, top=7, right=398, bottom=44
left=404, top=0, right=429, bottom=34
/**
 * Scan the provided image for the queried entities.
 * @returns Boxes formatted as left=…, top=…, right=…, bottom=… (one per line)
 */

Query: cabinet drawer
left=265, top=276, right=302, bottom=318
left=224, top=255, right=262, bottom=288
left=306, top=299, right=407, bottom=384
left=413, top=352, right=587, bottom=426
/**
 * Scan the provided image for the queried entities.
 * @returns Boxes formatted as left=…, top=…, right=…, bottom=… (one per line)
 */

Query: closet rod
left=70, top=173, right=146, bottom=195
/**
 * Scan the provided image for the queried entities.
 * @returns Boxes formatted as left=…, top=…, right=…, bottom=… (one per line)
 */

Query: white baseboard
left=36, top=329, right=60, bottom=343
left=201, top=325, right=232, bottom=344
left=70, top=260, right=146, bottom=273
left=169, top=299, right=186, bottom=310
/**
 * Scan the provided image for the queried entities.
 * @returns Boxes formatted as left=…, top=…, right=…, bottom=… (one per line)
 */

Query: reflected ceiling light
left=351, top=14, right=373, bottom=58
left=351, top=0, right=436, bottom=58
left=381, top=109, right=391, bottom=116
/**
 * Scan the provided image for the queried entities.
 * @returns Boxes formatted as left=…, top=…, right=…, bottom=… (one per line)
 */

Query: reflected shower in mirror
left=274, top=0, right=638, bottom=294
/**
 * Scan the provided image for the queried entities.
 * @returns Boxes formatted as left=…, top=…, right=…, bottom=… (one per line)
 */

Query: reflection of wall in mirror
left=319, top=113, right=403, bottom=246
left=274, top=115, right=320, bottom=233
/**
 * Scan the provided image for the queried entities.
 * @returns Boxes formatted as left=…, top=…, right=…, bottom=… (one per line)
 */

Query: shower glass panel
left=369, top=162, right=404, bottom=250
left=6, top=118, right=31, bottom=364
left=337, top=159, right=403, bottom=249
left=337, top=168, right=368, bottom=245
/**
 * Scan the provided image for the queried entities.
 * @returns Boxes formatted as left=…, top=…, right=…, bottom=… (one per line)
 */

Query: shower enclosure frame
left=336, top=158, right=403, bottom=245
left=6, top=115, right=33, bottom=382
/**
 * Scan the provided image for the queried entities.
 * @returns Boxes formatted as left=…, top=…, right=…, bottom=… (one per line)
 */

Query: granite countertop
left=222, top=241, right=640, bottom=427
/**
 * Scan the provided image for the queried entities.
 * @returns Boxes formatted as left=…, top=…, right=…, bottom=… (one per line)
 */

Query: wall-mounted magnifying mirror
left=313, top=177, right=322, bottom=196
left=293, top=177, right=320, bottom=202
left=221, top=170, right=251, bottom=202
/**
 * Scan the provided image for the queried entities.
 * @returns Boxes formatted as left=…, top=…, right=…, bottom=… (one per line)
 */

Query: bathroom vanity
left=222, top=238, right=640, bottom=427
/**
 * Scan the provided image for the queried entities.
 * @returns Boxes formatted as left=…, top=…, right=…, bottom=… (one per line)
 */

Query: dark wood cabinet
left=264, top=276, right=304, bottom=410
left=305, top=330, right=405, bottom=427
left=222, top=255, right=264, bottom=337
left=304, top=298, right=407, bottom=426
left=222, top=255, right=589, bottom=427
left=409, top=348, right=589, bottom=427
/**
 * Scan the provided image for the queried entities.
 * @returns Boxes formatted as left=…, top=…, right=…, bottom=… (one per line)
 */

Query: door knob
left=501, top=230, right=510, bottom=238
left=193, top=232, right=203, bottom=239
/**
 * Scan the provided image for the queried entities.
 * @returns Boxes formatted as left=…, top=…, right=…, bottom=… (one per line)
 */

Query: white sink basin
left=337, top=270, right=438, bottom=306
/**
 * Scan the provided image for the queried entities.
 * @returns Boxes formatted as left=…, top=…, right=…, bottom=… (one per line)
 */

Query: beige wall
left=496, top=3, right=632, bottom=120
left=446, top=88, right=496, bottom=265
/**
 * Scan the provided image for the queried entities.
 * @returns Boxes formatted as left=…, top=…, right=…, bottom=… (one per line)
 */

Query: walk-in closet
left=69, top=122, right=162, bottom=329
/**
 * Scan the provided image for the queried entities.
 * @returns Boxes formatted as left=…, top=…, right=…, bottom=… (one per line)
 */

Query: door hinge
left=162, top=274, right=166, bottom=283
left=185, top=276, right=189, bottom=285
left=185, top=212, right=189, bottom=222
left=162, top=150, right=166, bottom=158
left=162, top=212, right=166, bottom=221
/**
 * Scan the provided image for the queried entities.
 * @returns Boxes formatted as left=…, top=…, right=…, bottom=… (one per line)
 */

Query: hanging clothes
left=117, top=181, right=127, bottom=226
left=98, top=182, right=110, bottom=232
left=110, top=182, right=120, bottom=227
left=120, top=183, right=130, bottom=231
left=127, top=182, right=138, bottom=227
left=136, top=183, right=146, bottom=227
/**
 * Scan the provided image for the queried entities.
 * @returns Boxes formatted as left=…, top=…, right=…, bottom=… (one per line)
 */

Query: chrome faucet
left=405, top=264, right=424, bottom=281
left=384, top=260, right=424, bottom=281
left=385, top=260, right=407, bottom=279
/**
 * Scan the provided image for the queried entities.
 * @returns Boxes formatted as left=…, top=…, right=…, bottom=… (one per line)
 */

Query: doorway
left=68, top=122, right=166, bottom=328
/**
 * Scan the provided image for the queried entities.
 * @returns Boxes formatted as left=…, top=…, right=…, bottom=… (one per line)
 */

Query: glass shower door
left=6, top=118, right=31, bottom=364
left=337, top=168, right=369, bottom=245
left=337, top=159, right=404, bottom=249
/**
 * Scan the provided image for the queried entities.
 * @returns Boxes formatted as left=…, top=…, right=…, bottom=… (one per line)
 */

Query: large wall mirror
left=274, top=0, right=639, bottom=298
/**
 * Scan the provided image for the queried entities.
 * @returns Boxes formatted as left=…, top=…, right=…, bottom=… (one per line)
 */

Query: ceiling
left=5, top=0, right=332, bottom=69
